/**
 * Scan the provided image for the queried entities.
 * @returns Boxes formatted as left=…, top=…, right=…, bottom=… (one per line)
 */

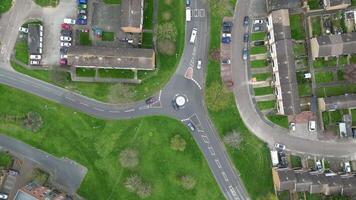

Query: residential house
left=120, top=0, right=144, bottom=33
left=14, top=182, right=67, bottom=200
left=310, top=32, right=356, bottom=59
left=318, top=94, right=356, bottom=111
left=267, top=9, right=301, bottom=115
left=266, top=0, right=302, bottom=12
left=67, top=46, right=155, bottom=70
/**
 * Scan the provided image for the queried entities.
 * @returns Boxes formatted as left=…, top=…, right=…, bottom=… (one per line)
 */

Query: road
left=231, top=0, right=356, bottom=160
left=0, top=0, right=249, bottom=199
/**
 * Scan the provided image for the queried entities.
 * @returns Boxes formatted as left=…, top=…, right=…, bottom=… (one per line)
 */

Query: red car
left=61, top=23, right=71, bottom=30
left=59, top=58, right=67, bottom=65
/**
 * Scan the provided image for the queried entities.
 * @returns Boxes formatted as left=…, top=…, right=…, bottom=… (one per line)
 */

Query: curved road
left=231, top=0, right=356, bottom=160
left=0, top=0, right=249, bottom=199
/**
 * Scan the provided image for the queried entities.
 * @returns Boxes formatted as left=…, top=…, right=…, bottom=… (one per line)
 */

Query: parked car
left=187, top=122, right=196, bottom=131
left=61, top=29, right=72, bottom=36
left=60, top=36, right=72, bottom=41
left=344, top=162, right=351, bottom=173
left=186, top=0, right=190, bottom=6
left=60, top=47, right=68, bottom=54
left=242, top=48, right=248, bottom=60
left=61, top=23, right=71, bottom=30
left=221, top=37, right=231, bottom=44
left=243, top=33, right=249, bottom=42
left=30, top=54, right=41, bottom=60
left=19, top=27, right=28, bottom=33
left=274, top=143, right=285, bottom=151
left=0, top=193, right=8, bottom=200
left=78, top=9, right=86, bottom=14
left=63, top=18, right=76, bottom=25
left=308, top=120, right=316, bottom=132
left=77, top=18, right=87, bottom=25
left=316, top=160, right=322, bottom=171
left=253, top=25, right=262, bottom=32
left=59, top=58, right=67, bottom=65
left=196, top=59, right=202, bottom=69
left=60, top=54, right=68, bottom=59
left=30, top=60, right=40, bottom=65
left=243, top=16, right=249, bottom=26
left=254, top=41, right=265, bottom=46
left=145, top=97, right=156, bottom=105
left=8, top=169, right=19, bottom=176
left=253, top=19, right=264, bottom=24
left=78, top=0, right=87, bottom=3
left=60, top=42, right=71, bottom=47
left=78, top=14, right=87, bottom=20
left=289, top=122, right=296, bottom=131
left=78, top=3, right=87, bottom=9
left=222, top=33, right=231, bottom=38
left=221, top=58, right=231, bottom=64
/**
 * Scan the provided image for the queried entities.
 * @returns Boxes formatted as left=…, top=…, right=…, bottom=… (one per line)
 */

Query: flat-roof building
left=14, top=182, right=66, bottom=200
left=267, top=9, right=301, bottom=115
left=28, top=24, right=43, bottom=56
left=310, top=32, right=356, bottom=59
left=67, top=46, right=155, bottom=70
left=120, top=0, right=144, bottom=33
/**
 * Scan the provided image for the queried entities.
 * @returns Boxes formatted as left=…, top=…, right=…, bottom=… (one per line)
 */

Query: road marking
left=65, top=96, right=75, bottom=102
left=80, top=102, right=88, bottom=107
left=158, top=90, right=162, bottom=101
left=229, top=186, right=238, bottom=198
left=208, top=146, right=215, bottom=155
left=124, top=108, right=135, bottom=113
left=199, top=9, right=205, bottom=17
left=139, top=105, right=149, bottom=110
left=221, top=171, right=229, bottom=182
left=109, top=110, right=120, bottom=113
left=94, top=107, right=104, bottom=112
left=191, top=78, right=202, bottom=90
left=201, top=135, right=210, bottom=143
left=215, top=159, right=222, bottom=168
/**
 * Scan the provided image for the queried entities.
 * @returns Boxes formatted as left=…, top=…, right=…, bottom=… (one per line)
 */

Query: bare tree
left=180, top=175, right=196, bottom=190
left=124, top=174, right=141, bottom=192
left=223, top=131, right=242, bottom=149
left=22, top=111, right=43, bottom=132
left=137, top=182, right=152, bottom=198
left=170, top=135, right=186, bottom=151
left=119, top=148, right=139, bottom=168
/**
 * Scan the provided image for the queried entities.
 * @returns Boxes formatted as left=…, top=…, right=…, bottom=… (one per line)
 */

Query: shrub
left=119, top=148, right=139, bottom=168
left=223, top=131, right=242, bottom=149
left=180, top=175, right=196, bottom=190
left=124, top=174, right=152, bottom=198
left=170, top=135, right=186, bottom=151
left=137, top=182, right=152, bottom=198
left=22, top=112, right=43, bottom=132
left=157, top=39, right=176, bottom=55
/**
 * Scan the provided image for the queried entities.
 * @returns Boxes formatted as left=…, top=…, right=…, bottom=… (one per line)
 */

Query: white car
left=274, top=143, right=285, bottom=151
left=197, top=59, right=202, bottom=69
left=60, top=36, right=72, bottom=41
left=316, top=160, right=322, bottom=171
left=64, top=18, right=76, bottom=25
left=344, top=162, right=351, bottom=173
left=0, top=193, right=8, bottom=200
left=289, top=122, right=296, bottom=131
left=308, top=120, right=316, bottom=132
left=60, top=54, right=68, bottom=59
left=222, top=33, right=231, bottom=38
left=19, top=27, right=28, bottom=33
left=30, top=60, right=40, bottom=65
left=253, top=19, right=264, bottom=24
left=30, top=54, right=41, bottom=60
left=61, top=42, right=71, bottom=47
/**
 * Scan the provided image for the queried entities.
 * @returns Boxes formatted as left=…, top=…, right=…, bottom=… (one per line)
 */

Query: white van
left=189, top=28, right=197, bottom=44
left=308, top=120, right=316, bottom=132
left=186, top=7, right=191, bottom=22
left=64, top=18, right=76, bottom=25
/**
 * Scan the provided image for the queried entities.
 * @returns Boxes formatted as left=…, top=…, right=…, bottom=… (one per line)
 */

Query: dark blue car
left=78, top=0, right=87, bottom=4
left=77, top=18, right=87, bottom=25
left=221, top=37, right=231, bottom=44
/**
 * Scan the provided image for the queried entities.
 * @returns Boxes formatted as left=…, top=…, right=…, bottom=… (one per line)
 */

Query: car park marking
left=208, top=146, right=215, bottom=155
left=221, top=171, right=229, bottom=182
left=124, top=108, right=135, bottom=113
left=215, top=159, right=222, bottom=168
left=201, top=135, right=210, bottom=143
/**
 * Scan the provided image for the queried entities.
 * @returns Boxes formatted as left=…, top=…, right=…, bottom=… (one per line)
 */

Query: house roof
left=28, top=24, right=42, bottom=55
left=274, top=39, right=301, bottom=115
left=270, top=9, right=291, bottom=41
left=67, top=46, right=155, bottom=70
left=266, top=0, right=302, bottom=12
left=327, top=0, right=351, bottom=7
left=311, top=32, right=356, bottom=58
left=120, top=0, right=144, bottom=30
left=14, top=191, right=38, bottom=200
left=321, top=94, right=356, bottom=111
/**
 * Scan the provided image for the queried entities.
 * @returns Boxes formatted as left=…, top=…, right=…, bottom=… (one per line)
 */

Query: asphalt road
left=0, top=0, right=249, bottom=199
left=231, top=0, right=356, bottom=160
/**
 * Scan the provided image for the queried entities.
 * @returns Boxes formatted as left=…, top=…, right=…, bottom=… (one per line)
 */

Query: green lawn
left=266, top=115, right=289, bottom=129
left=0, top=85, right=224, bottom=200
left=315, top=71, right=334, bottom=84
left=313, top=57, right=337, bottom=68
left=352, top=109, right=356, bottom=125
left=103, top=0, right=121, bottom=4
left=102, top=32, right=115, bottom=41
left=0, top=0, right=12, bottom=13
left=98, top=69, right=135, bottom=79
left=290, top=155, right=302, bottom=168
left=290, top=14, right=305, bottom=40
left=351, top=54, right=356, bottom=64
left=143, top=0, right=154, bottom=29
left=337, top=70, right=345, bottom=81
left=76, top=68, right=96, bottom=77
left=142, top=32, right=153, bottom=48
left=0, top=152, right=12, bottom=168
left=316, top=85, right=356, bottom=97
left=311, top=16, right=322, bottom=37
left=79, top=32, right=92, bottom=46
left=293, top=42, right=306, bottom=57
left=14, top=40, right=29, bottom=64
left=206, top=1, right=274, bottom=199
left=251, top=59, right=268, bottom=68
left=251, top=32, right=266, bottom=41
left=254, top=86, right=274, bottom=96
left=298, top=84, right=312, bottom=97
left=250, top=46, right=267, bottom=55
left=34, top=0, right=59, bottom=7
left=339, top=55, right=348, bottom=65
left=257, top=100, right=276, bottom=110
left=252, top=72, right=271, bottom=81
left=308, top=0, right=322, bottom=10
left=353, top=0, right=356, bottom=6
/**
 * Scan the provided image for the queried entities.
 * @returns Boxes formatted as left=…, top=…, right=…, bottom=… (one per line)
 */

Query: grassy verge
left=290, top=155, right=301, bottom=168
left=76, top=68, right=96, bottom=77
left=142, top=32, right=153, bottom=48
left=205, top=1, right=274, bottom=199
left=337, top=70, right=345, bottom=81
left=0, top=0, right=12, bottom=13
left=313, top=57, right=337, bottom=68
left=250, top=46, right=267, bottom=55
left=80, top=32, right=92, bottom=46
left=98, top=69, right=135, bottom=79
left=339, top=55, right=348, bottom=65
left=0, top=152, right=12, bottom=168
left=254, top=86, right=274, bottom=96
left=257, top=100, right=276, bottom=110
left=266, top=115, right=289, bottom=129
left=252, top=72, right=271, bottom=81
left=102, top=32, right=115, bottom=41
left=293, top=43, right=306, bottom=57
left=15, top=39, right=29, bottom=64
left=251, top=59, right=268, bottom=68
left=311, top=16, right=322, bottom=37
left=34, top=0, right=59, bottom=7
left=0, top=85, right=224, bottom=200
left=290, top=14, right=305, bottom=40
left=315, top=71, right=334, bottom=84
left=143, top=0, right=154, bottom=29
left=298, top=84, right=312, bottom=97
left=308, top=0, right=322, bottom=10
left=316, top=85, right=356, bottom=97
left=251, top=32, right=266, bottom=41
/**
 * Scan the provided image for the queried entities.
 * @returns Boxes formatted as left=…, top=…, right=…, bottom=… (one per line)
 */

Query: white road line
left=208, top=146, right=215, bottom=155
left=80, top=102, right=88, bottom=107
left=201, top=135, right=210, bottom=143
left=109, top=110, right=120, bottom=113
left=221, top=171, right=229, bottom=182
left=65, top=96, right=75, bottom=102
left=158, top=90, right=162, bottom=101
left=215, top=159, right=222, bottom=168
left=124, top=108, right=135, bottom=113
left=93, top=107, right=104, bottom=112
left=181, top=118, right=190, bottom=122
left=191, top=78, right=202, bottom=90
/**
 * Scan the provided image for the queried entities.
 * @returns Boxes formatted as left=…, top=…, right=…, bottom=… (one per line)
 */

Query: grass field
left=337, top=70, right=345, bottom=81
left=315, top=71, right=334, bottom=84
left=0, top=0, right=12, bottom=13
left=206, top=1, right=274, bottom=198
left=251, top=32, right=266, bottom=41
left=142, top=32, right=153, bottom=48
left=102, top=32, right=115, bottom=41
left=98, top=69, right=135, bottom=79
left=266, top=115, right=289, bottom=129
left=79, top=32, right=92, bottom=46
left=103, top=0, right=121, bottom=4
left=339, top=55, right=348, bottom=65
left=14, top=39, right=29, bottom=64
left=0, top=85, right=224, bottom=200
left=250, top=46, right=267, bottom=55
left=308, top=0, right=322, bottom=10
left=257, top=100, right=276, bottom=110
left=0, top=152, right=12, bottom=168
left=316, top=85, right=356, bottom=97
left=298, top=84, right=312, bottom=97
left=254, top=86, right=274, bottom=96
left=253, top=72, right=271, bottom=81
left=34, top=0, right=59, bottom=7
left=311, top=16, right=322, bottom=37
left=290, top=155, right=301, bottom=168
left=322, top=110, right=348, bottom=125
left=143, top=0, right=154, bottom=29
left=313, top=57, right=337, bottom=68
left=251, top=59, right=268, bottom=68
left=76, top=68, right=96, bottom=77
left=293, top=42, right=306, bottom=57
left=290, top=14, right=305, bottom=40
